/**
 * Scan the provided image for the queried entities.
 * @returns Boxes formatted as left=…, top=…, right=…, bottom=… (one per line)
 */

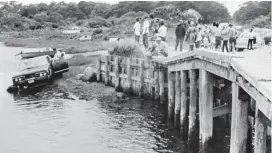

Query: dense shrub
left=109, top=39, right=143, bottom=58
left=93, top=28, right=103, bottom=35
left=247, top=15, right=271, bottom=29
left=88, top=16, right=111, bottom=28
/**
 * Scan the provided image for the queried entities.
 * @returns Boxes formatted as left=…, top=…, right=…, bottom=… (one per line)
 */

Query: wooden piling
left=114, top=56, right=120, bottom=90
left=189, top=69, right=197, bottom=142
left=104, top=55, right=109, bottom=85
left=154, top=63, right=160, bottom=100
left=174, top=71, right=181, bottom=127
left=126, top=58, right=132, bottom=94
left=230, top=85, right=249, bottom=153
left=139, top=59, right=144, bottom=97
left=199, top=70, right=213, bottom=152
left=180, top=70, right=187, bottom=135
left=254, top=109, right=267, bottom=153
left=230, top=82, right=238, bottom=153
left=96, top=56, right=101, bottom=82
left=159, top=66, right=165, bottom=105
left=168, top=71, right=175, bottom=121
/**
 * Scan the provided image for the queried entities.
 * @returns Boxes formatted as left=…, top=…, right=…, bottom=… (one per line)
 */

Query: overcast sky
left=0, top=0, right=245, bottom=16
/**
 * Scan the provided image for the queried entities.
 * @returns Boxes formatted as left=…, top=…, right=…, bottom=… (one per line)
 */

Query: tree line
left=233, top=1, right=271, bottom=28
left=0, top=1, right=231, bottom=31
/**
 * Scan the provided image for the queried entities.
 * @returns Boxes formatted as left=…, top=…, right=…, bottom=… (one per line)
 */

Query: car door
left=236, top=33, right=249, bottom=49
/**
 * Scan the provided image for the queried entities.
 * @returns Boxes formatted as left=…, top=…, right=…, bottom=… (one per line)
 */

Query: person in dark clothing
left=175, top=20, right=186, bottom=51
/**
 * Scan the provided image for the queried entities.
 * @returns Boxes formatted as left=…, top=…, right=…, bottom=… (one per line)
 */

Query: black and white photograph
left=0, top=0, right=271, bottom=152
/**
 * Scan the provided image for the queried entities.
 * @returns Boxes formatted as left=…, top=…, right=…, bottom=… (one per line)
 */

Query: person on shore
left=214, top=23, right=222, bottom=51
left=248, top=28, right=255, bottom=50
left=221, top=24, right=230, bottom=53
left=142, top=16, right=150, bottom=48
left=175, top=20, right=186, bottom=51
left=184, top=21, right=197, bottom=51
left=133, top=18, right=141, bottom=44
left=156, top=21, right=167, bottom=41
left=228, top=24, right=237, bottom=52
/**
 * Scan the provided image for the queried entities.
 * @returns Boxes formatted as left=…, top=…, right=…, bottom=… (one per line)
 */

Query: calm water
left=0, top=43, right=232, bottom=153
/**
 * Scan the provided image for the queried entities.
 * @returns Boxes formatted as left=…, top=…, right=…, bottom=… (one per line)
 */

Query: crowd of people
left=133, top=14, right=257, bottom=58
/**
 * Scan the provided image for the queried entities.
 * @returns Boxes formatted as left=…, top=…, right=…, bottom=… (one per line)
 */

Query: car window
left=19, top=56, right=49, bottom=70
left=240, top=33, right=249, bottom=38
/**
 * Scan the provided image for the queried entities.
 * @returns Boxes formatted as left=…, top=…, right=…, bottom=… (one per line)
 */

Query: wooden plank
left=168, top=60, right=196, bottom=72
left=154, top=66, right=160, bottom=100
left=230, top=82, right=238, bottom=153
left=213, top=104, right=230, bottom=117
left=125, top=58, right=132, bottom=93
left=180, top=70, right=187, bottom=135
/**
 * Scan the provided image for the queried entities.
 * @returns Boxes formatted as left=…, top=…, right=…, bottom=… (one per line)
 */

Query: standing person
left=214, top=23, right=222, bottom=51
left=142, top=16, right=150, bottom=48
left=228, top=24, right=237, bottom=52
left=184, top=21, right=197, bottom=51
left=248, top=28, right=254, bottom=50
left=133, top=18, right=141, bottom=44
left=149, top=14, right=155, bottom=36
left=156, top=21, right=167, bottom=41
left=195, top=27, right=203, bottom=48
left=175, top=20, right=186, bottom=51
left=221, top=24, right=230, bottom=53
left=154, top=18, right=160, bottom=34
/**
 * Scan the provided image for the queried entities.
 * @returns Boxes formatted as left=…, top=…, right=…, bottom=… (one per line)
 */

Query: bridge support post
left=174, top=71, right=181, bottom=127
left=230, top=85, right=249, bottom=153
left=188, top=69, right=197, bottom=143
left=104, top=55, right=109, bottom=85
left=139, top=59, right=144, bottom=97
left=159, top=66, right=166, bottom=105
left=254, top=109, right=267, bottom=153
left=125, top=58, right=132, bottom=94
left=114, top=56, right=120, bottom=90
left=96, top=56, right=101, bottom=82
left=154, top=63, right=160, bottom=101
left=199, top=70, right=213, bottom=152
left=180, top=70, right=188, bottom=137
left=168, top=71, right=175, bottom=121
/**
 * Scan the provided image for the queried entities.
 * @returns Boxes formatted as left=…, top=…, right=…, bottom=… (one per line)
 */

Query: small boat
left=16, top=47, right=64, bottom=59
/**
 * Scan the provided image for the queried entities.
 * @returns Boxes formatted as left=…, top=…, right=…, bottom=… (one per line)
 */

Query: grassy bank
left=0, top=29, right=112, bottom=54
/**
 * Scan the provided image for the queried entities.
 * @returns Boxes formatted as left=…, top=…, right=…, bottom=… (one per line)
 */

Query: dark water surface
left=0, top=43, right=232, bottom=153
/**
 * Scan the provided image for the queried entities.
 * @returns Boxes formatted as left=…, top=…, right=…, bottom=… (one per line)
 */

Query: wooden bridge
left=96, top=47, right=271, bottom=153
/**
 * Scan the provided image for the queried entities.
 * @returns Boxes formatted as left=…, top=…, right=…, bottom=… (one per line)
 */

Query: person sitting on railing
left=146, top=37, right=168, bottom=58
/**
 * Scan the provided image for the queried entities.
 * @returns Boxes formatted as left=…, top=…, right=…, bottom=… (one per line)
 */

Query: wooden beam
left=174, top=71, right=181, bottom=127
left=237, top=76, right=271, bottom=120
left=139, top=59, right=144, bottom=97
left=168, top=71, right=175, bottom=121
left=180, top=70, right=187, bottom=136
left=125, top=58, right=132, bottom=93
left=254, top=109, right=267, bottom=153
left=104, top=55, right=109, bottom=85
left=189, top=69, right=197, bottom=142
left=213, top=104, right=230, bottom=117
left=159, top=67, right=166, bottom=105
left=96, top=56, right=101, bottom=82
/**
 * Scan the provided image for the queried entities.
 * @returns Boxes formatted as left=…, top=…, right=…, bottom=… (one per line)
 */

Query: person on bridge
left=184, top=21, right=197, bottom=51
left=248, top=28, right=255, bottom=50
left=133, top=18, right=141, bottom=44
left=146, top=37, right=168, bottom=57
left=214, top=23, right=222, bottom=51
left=156, top=21, right=167, bottom=41
left=175, top=20, right=186, bottom=52
left=142, top=16, right=150, bottom=49
left=221, top=24, right=230, bottom=53
left=228, top=24, right=237, bottom=53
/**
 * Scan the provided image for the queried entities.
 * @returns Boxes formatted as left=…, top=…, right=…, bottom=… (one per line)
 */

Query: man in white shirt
left=142, top=16, right=150, bottom=48
left=53, top=48, right=64, bottom=62
left=133, top=18, right=141, bottom=44
left=248, top=28, right=255, bottom=50
left=156, top=21, right=167, bottom=41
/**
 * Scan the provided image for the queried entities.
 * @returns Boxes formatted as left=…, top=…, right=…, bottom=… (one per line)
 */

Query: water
left=0, top=42, right=232, bottom=153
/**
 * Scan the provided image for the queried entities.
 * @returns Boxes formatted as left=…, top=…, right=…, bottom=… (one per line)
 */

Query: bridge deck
left=153, top=46, right=271, bottom=108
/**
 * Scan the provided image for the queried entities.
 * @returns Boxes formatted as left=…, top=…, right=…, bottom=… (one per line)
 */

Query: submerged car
left=12, top=55, right=69, bottom=91
left=236, top=32, right=264, bottom=51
